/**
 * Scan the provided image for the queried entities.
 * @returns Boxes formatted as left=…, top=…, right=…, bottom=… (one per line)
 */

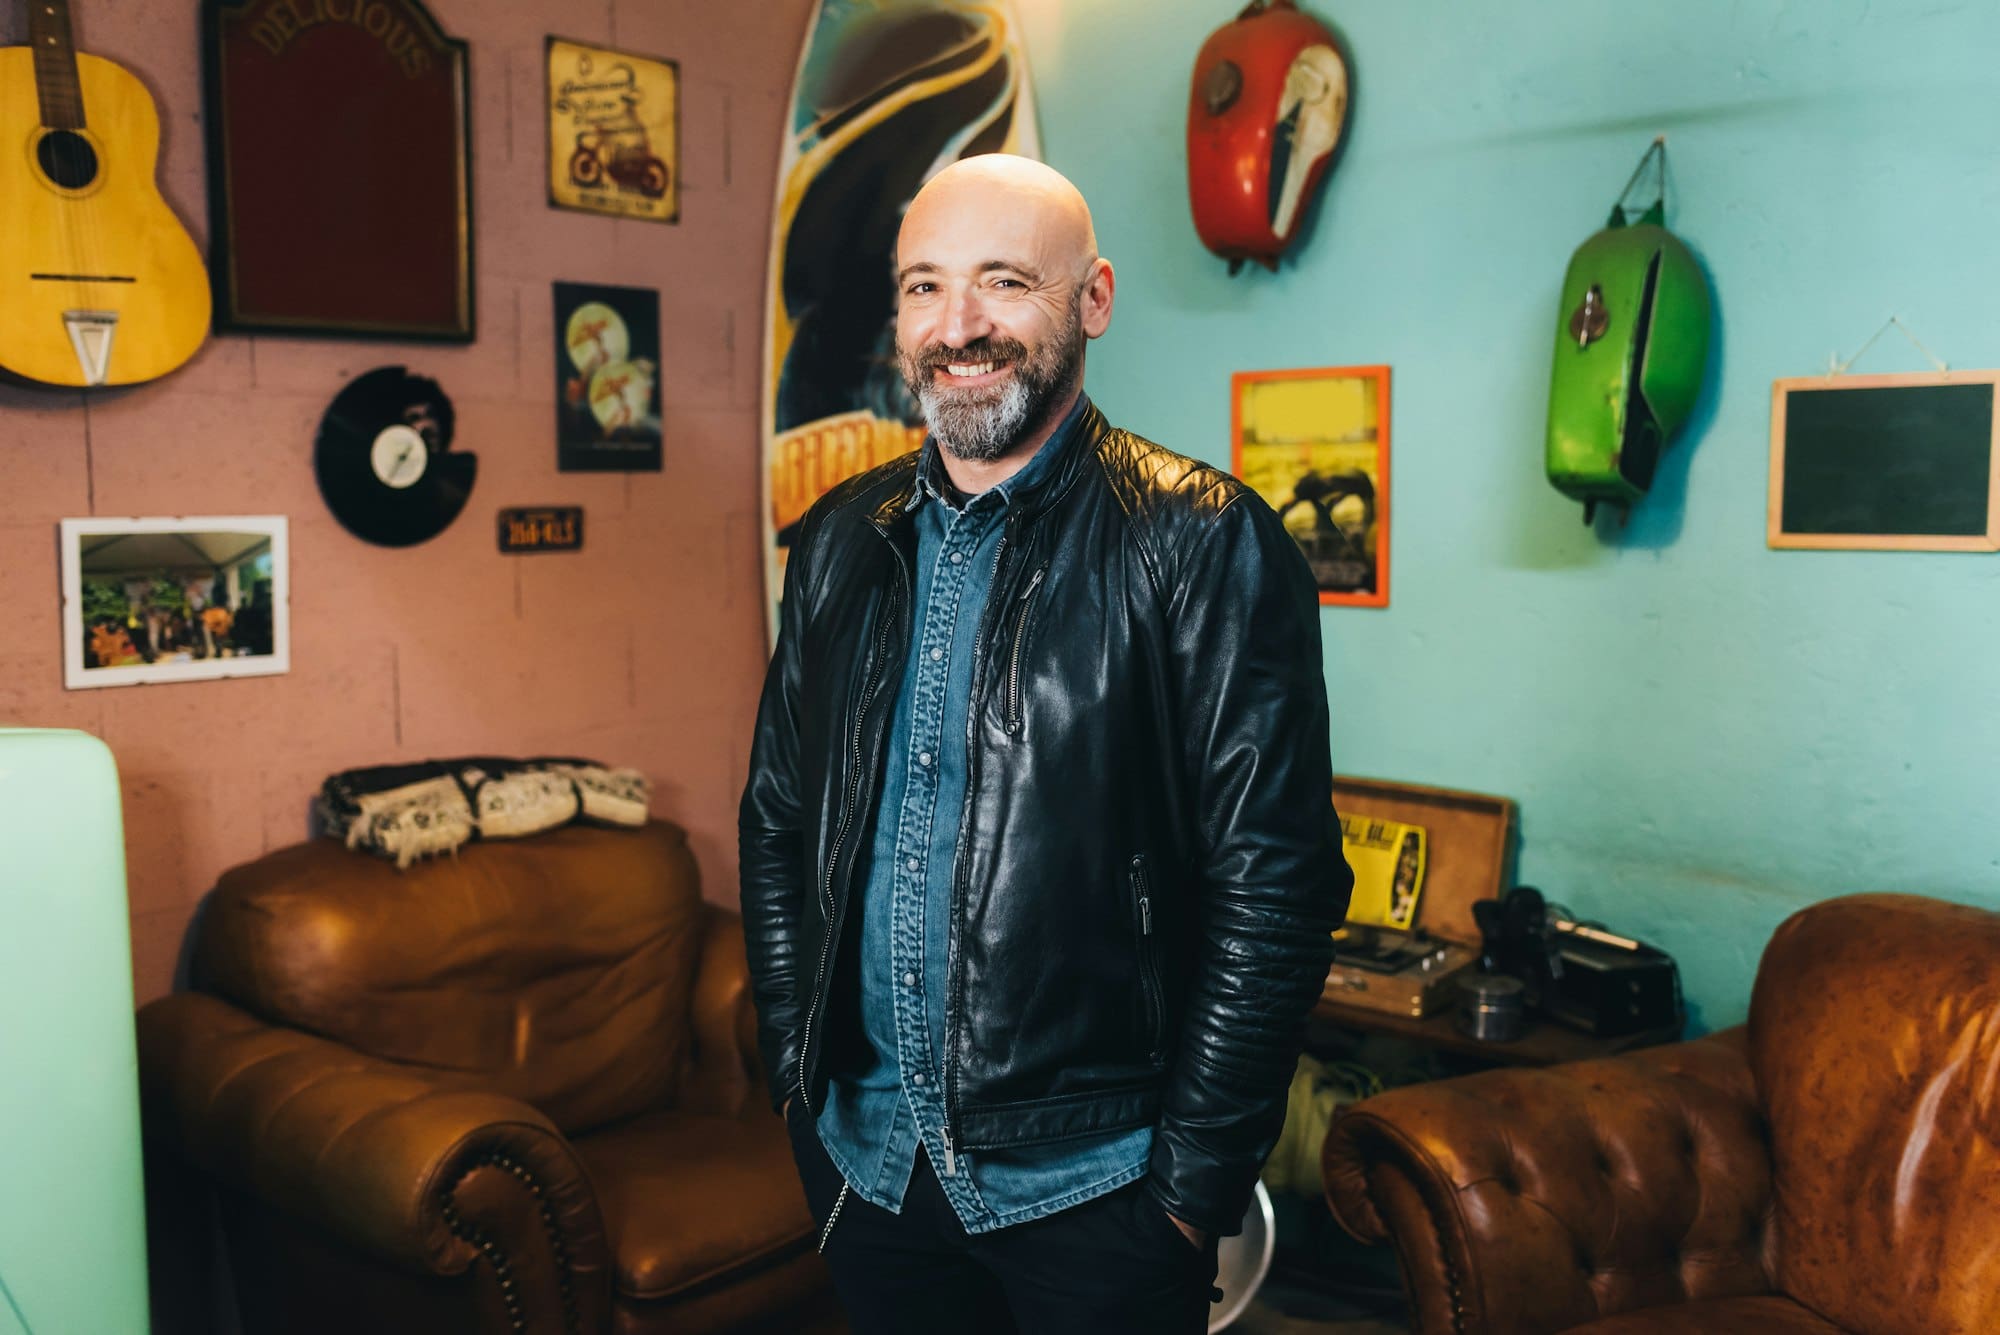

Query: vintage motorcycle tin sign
left=547, top=37, right=680, bottom=223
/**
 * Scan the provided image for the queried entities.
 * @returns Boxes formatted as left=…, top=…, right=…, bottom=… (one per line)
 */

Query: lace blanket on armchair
left=316, top=756, right=649, bottom=868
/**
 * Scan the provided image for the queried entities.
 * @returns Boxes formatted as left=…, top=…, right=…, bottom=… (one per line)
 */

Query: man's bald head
left=899, top=155, right=1099, bottom=275
left=893, top=154, right=1116, bottom=470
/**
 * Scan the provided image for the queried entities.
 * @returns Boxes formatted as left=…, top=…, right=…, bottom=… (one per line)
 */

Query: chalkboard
left=1769, top=371, right=2000, bottom=550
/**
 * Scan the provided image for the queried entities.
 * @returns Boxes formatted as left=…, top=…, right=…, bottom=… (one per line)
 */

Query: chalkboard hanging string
left=1827, top=316, right=1949, bottom=378
left=1613, top=135, right=1670, bottom=221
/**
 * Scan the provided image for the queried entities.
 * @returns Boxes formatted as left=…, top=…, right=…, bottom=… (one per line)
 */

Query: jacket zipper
left=797, top=577, right=904, bottom=1115
left=1003, top=566, right=1046, bottom=736
left=1131, top=853, right=1165, bottom=1064
left=942, top=521, right=1018, bottom=1170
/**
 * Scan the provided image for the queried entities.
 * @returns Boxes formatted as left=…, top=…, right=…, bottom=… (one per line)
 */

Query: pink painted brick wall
left=0, top=0, right=813, bottom=1001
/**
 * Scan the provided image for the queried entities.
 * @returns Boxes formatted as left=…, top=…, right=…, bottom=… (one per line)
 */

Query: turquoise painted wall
left=1020, top=0, right=2000, bottom=1031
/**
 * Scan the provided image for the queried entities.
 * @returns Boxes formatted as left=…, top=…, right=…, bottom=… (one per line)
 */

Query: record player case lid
left=1332, top=775, right=1516, bottom=945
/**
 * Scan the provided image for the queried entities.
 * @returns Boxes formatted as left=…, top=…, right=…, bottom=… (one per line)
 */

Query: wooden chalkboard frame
left=202, top=0, right=474, bottom=341
left=1768, top=369, right=2000, bottom=551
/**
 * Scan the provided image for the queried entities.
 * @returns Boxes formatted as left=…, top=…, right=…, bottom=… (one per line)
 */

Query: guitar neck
left=27, top=0, right=87, bottom=129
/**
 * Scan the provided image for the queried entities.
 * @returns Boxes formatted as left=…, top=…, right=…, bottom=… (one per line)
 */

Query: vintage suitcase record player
left=1324, top=926, right=1479, bottom=1018
left=1322, top=777, right=1515, bottom=1020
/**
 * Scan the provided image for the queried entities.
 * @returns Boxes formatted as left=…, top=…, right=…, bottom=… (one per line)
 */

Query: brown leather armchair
left=138, top=821, right=838, bottom=1335
left=1322, top=893, right=2000, bottom=1335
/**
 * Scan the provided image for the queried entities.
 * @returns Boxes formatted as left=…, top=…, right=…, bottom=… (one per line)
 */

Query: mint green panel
left=0, top=730, right=150, bottom=1334
left=1545, top=219, right=1712, bottom=509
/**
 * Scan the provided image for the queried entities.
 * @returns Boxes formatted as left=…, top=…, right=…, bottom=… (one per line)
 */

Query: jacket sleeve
left=1146, top=487, right=1353, bottom=1237
left=738, top=508, right=820, bottom=1114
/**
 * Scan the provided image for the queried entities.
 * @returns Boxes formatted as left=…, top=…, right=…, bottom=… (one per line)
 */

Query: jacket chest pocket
left=1129, top=853, right=1165, bottom=1065
left=1000, top=565, right=1047, bottom=737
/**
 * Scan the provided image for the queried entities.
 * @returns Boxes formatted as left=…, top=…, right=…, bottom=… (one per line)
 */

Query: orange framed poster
left=1232, top=364, right=1391, bottom=607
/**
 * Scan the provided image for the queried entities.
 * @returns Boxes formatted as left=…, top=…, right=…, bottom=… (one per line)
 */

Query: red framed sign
left=203, top=0, right=473, bottom=339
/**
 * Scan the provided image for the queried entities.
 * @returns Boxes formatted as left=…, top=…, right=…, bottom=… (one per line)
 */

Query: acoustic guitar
left=0, top=0, right=209, bottom=387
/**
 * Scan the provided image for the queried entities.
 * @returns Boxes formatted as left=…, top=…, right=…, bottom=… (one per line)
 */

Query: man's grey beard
left=900, top=306, right=1082, bottom=463
left=916, top=371, right=1033, bottom=463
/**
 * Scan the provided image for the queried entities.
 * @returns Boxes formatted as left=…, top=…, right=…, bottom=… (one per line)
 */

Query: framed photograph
left=547, top=38, right=681, bottom=224
left=1769, top=370, right=2000, bottom=551
left=554, top=282, right=663, bottom=472
left=1232, top=364, right=1391, bottom=607
left=60, top=517, right=290, bottom=691
left=203, top=0, right=474, bottom=339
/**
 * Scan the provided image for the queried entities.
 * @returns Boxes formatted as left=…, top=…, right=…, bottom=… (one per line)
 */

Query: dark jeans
left=785, top=1101, right=1222, bottom=1335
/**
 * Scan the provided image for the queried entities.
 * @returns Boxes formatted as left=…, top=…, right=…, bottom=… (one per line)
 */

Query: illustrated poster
left=554, top=282, right=662, bottom=472
left=1233, top=365, right=1392, bottom=607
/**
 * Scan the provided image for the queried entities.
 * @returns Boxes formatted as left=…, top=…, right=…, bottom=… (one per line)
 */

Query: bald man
left=742, top=155, right=1351, bottom=1334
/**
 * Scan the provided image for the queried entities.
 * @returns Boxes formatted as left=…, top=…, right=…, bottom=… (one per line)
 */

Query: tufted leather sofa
left=1321, top=893, right=2000, bottom=1335
left=138, top=821, right=839, bottom=1335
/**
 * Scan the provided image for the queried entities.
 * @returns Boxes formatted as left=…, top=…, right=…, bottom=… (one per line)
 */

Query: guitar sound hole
left=36, top=130, right=99, bottom=189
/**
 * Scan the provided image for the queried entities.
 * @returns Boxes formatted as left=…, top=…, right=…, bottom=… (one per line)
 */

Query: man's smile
left=937, top=359, right=1013, bottom=386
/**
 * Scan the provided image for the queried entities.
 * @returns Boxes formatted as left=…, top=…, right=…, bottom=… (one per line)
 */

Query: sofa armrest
left=1322, top=1029, right=1776, bottom=1335
left=678, top=903, right=766, bottom=1117
left=138, top=993, right=611, bottom=1329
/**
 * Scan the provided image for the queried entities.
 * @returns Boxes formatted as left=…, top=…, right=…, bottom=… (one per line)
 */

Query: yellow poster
left=546, top=38, right=680, bottom=223
left=1232, top=365, right=1391, bottom=607
left=1339, top=814, right=1427, bottom=931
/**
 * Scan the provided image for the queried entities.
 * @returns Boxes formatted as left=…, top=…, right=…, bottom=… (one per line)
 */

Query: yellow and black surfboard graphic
left=761, top=0, right=1040, bottom=640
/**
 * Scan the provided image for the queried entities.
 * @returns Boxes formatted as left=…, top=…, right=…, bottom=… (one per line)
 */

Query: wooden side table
left=1309, top=996, right=1682, bottom=1067
left=1317, top=776, right=1682, bottom=1067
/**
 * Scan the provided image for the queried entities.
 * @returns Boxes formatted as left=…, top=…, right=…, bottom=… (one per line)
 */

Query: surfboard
left=761, top=0, right=1041, bottom=642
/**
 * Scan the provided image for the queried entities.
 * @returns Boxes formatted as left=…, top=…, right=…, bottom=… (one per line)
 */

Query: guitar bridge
left=62, top=310, right=119, bottom=386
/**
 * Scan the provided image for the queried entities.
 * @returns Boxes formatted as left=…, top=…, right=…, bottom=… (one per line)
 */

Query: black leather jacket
left=739, top=403, right=1352, bottom=1236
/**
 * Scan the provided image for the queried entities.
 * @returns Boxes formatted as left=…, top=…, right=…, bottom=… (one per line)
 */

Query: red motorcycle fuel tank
left=1187, top=0, right=1349, bottom=272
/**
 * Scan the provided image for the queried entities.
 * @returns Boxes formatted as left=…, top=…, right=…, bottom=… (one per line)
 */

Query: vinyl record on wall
left=314, top=366, right=475, bottom=547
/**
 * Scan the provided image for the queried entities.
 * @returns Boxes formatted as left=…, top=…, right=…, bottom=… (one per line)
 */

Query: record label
left=370, top=424, right=429, bottom=489
left=314, top=367, right=475, bottom=546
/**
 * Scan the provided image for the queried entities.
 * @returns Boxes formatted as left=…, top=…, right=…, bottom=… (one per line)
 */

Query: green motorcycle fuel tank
left=1545, top=197, right=1712, bottom=520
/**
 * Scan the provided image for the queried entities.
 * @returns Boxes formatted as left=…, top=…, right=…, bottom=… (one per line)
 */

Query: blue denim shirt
left=815, top=394, right=1153, bottom=1232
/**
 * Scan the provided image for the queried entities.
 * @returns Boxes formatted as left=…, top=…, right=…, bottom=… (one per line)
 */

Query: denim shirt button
left=904, top=971, right=918, bottom=987
left=930, top=647, right=944, bottom=661
left=917, top=751, right=933, bottom=767
left=905, top=856, right=920, bottom=872
left=911, top=1072, right=927, bottom=1087
left=950, top=551, right=965, bottom=564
